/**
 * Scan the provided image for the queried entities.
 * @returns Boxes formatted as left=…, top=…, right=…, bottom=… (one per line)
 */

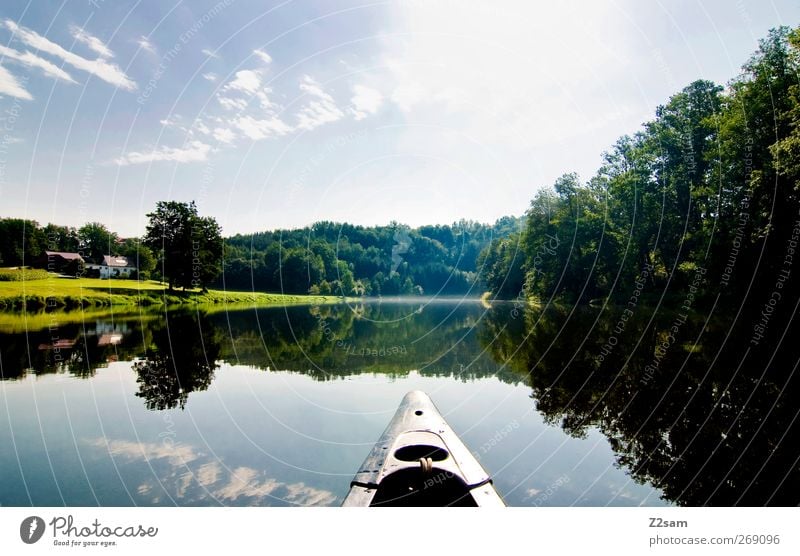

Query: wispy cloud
left=0, top=64, right=32, bottom=99
left=0, top=44, right=76, bottom=83
left=197, top=73, right=344, bottom=149
left=71, top=26, right=113, bottom=58
left=296, top=75, right=343, bottom=131
left=217, top=96, right=248, bottom=111
left=223, top=69, right=261, bottom=94
left=201, top=48, right=220, bottom=59
left=92, top=439, right=337, bottom=506
left=202, top=72, right=217, bottom=82
left=114, top=140, right=211, bottom=165
left=216, top=69, right=263, bottom=112
left=255, top=88, right=274, bottom=110
left=234, top=115, right=291, bottom=140
left=212, top=127, right=235, bottom=143
left=159, top=114, right=182, bottom=128
left=98, top=439, right=199, bottom=466
left=194, top=121, right=211, bottom=135
left=349, top=84, right=382, bottom=120
left=4, top=20, right=136, bottom=91
left=137, top=36, right=157, bottom=54
left=252, top=49, right=272, bottom=64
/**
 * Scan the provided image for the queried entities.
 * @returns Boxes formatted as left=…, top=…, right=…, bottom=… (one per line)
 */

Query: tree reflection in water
left=480, top=302, right=800, bottom=506
left=2, top=299, right=797, bottom=505
left=133, top=312, right=221, bottom=410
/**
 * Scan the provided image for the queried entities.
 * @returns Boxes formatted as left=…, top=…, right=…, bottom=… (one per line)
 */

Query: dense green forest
left=0, top=214, right=521, bottom=295
left=481, top=26, right=800, bottom=306
left=0, top=219, right=156, bottom=275
left=218, top=217, right=521, bottom=295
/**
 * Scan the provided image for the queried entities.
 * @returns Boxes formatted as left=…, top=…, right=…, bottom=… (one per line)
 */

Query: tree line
left=218, top=217, right=521, bottom=296
left=1, top=203, right=521, bottom=295
left=479, top=26, right=800, bottom=307
left=0, top=218, right=156, bottom=278
left=0, top=201, right=223, bottom=291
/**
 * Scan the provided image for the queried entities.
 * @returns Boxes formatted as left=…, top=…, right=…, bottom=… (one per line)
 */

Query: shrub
left=23, top=295, right=46, bottom=310
left=0, top=268, right=52, bottom=281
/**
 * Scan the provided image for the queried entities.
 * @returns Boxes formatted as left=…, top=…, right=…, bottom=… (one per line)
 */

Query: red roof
left=44, top=251, right=83, bottom=260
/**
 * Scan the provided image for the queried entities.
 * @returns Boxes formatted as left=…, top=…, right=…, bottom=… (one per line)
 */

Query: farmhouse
left=37, top=251, right=85, bottom=273
left=86, top=255, right=137, bottom=279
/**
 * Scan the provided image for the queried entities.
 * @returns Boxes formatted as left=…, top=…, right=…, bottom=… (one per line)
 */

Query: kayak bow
left=342, top=390, right=505, bottom=507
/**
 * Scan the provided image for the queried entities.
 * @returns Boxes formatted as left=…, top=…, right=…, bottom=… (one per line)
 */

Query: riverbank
left=0, top=274, right=346, bottom=311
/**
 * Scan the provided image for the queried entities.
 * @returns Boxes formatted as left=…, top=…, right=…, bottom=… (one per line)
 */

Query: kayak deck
left=342, top=391, right=505, bottom=507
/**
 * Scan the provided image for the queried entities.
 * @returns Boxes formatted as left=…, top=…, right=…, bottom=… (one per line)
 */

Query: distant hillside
left=219, top=217, right=523, bottom=296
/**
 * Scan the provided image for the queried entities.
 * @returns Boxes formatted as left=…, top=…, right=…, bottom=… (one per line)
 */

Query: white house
left=86, top=255, right=137, bottom=279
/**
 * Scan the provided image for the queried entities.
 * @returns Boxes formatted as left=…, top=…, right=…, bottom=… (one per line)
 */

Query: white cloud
left=202, top=72, right=217, bottom=81
left=296, top=99, right=344, bottom=130
left=0, top=64, right=32, bottom=99
left=137, top=36, right=157, bottom=54
left=96, top=439, right=199, bottom=466
left=194, top=121, right=211, bottom=135
left=283, top=482, right=337, bottom=506
left=201, top=48, right=220, bottom=59
left=295, top=75, right=343, bottom=131
left=207, top=75, right=342, bottom=143
left=114, top=140, right=211, bottom=165
left=216, top=70, right=263, bottom=113
left=209, top=465, right=335, bottom=505
left=0, top=44, right=75, bottom=83
left=213, top=467, right=279, bottom=501
left=159, top=114, right=181, bottom=127
left=91, top=439, right=336, bottom=506
left=253, top=49, right=272, bottom=64
left=349, top=84, right=382, bottom=120
left=234, top=115, right=291, bottom=140
left=195, top=462, right=219, bottom=487
left=298, top=75, right=330, bottom=100
left=71, top=26, right=113, bottom=58
left=255, top=88, right=274, bottom=110
left=217, top=96, right=248, bottom=111
left=390, top=82, right=424, bottom=112
left=223, top=69, right=261, bottom=94
left=4, top=20, right=136, bottom=91
left=212, top=127, right=235, bottom=143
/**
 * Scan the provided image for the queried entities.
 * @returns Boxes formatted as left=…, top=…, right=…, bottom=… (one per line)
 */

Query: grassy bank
left=0, top=272, right=346, bottom=311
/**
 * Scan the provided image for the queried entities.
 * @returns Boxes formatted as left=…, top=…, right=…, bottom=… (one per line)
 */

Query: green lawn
left=0, top=272, right=345, bottom=311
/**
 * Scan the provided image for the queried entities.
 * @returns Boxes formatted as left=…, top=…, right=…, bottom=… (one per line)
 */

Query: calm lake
left=0, top=298, right=796, bottom=506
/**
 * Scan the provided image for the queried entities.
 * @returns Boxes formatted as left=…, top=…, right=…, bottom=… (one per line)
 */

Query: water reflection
left=93, top=438, right=336, bottom=506
left=0, top=313, right=145, bottom=380
left=1, top=298, right=797, bottom=506
left=0, top=302, right=512, bottom=385
left=481, top=302, right=800, bottom=506
left=134, top=312, right=221, bottom=410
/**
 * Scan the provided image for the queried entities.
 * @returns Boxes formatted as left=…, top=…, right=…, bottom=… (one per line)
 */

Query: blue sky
left=0, top=0, right=798, bottom=236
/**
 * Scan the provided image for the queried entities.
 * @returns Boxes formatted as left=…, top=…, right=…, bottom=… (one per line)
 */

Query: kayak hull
left=342, top=391, right=505, bottom=507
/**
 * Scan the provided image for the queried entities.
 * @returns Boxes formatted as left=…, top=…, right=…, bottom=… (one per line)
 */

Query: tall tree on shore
left=119, top=238, right=157, bottom=278
left=78, top=222, right=118, bottom=263
left=143, top=201, right=223, bottom=291
left=42, top=224, right=80, bottom=253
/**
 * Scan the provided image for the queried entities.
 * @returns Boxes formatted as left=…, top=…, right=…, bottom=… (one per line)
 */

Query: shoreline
left=0, top=275, right=348, bottom=312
